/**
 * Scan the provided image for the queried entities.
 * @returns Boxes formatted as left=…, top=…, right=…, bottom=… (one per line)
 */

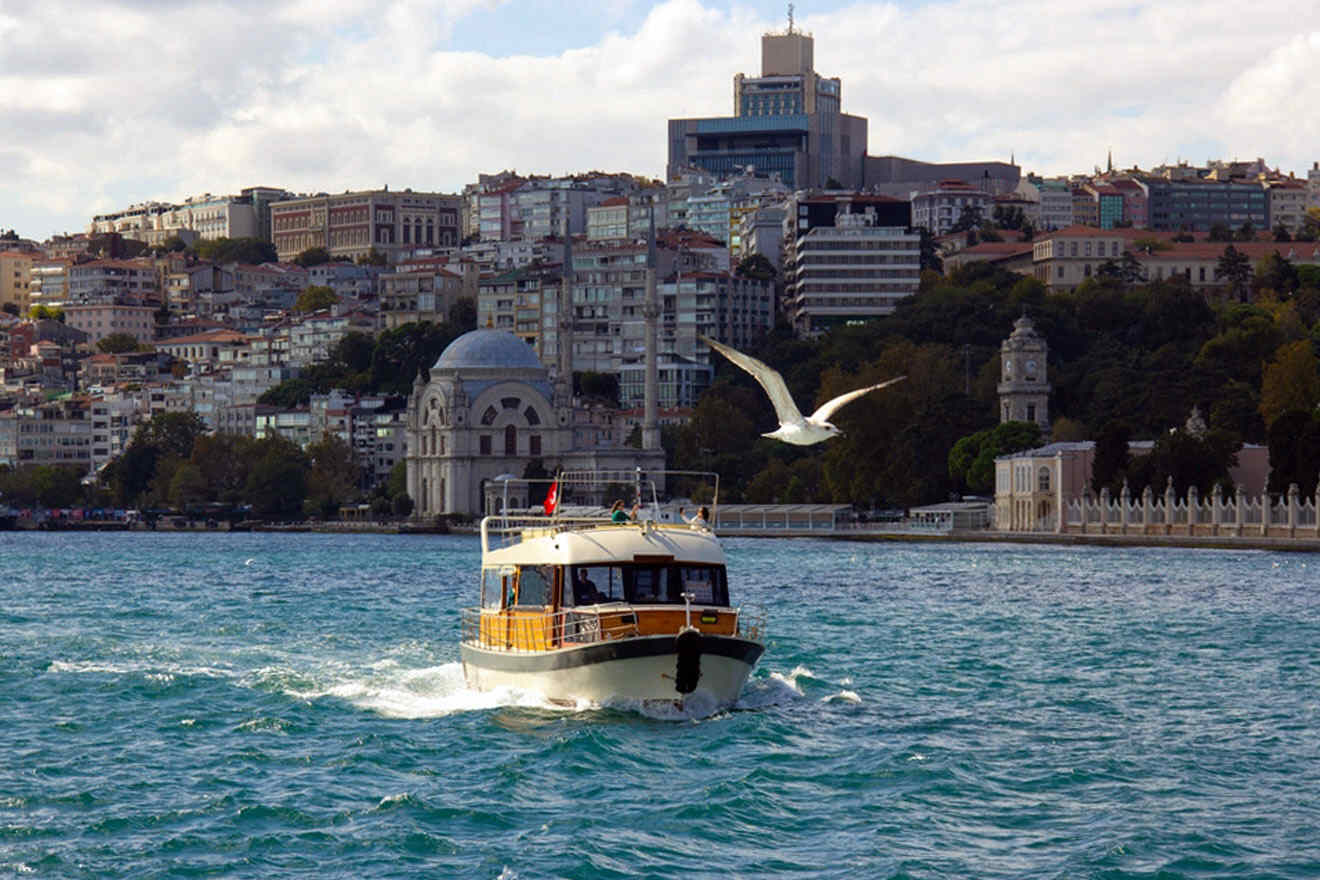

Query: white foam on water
left=735, top=671, right=807, bottom=709
left=46, top=659, right=236, bottom=679
left=497, top=868, right=518, bottom=880
left=822, top=689, right=862, bottom=704
left=290, top=661, right=563, bottom=719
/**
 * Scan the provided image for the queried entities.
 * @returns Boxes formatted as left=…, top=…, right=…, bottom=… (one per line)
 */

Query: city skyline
left=2, top=0, right=1317, bottom=240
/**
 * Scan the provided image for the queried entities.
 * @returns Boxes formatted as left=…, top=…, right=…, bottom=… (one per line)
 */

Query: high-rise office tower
left=667, top=29, right=867, bottom=189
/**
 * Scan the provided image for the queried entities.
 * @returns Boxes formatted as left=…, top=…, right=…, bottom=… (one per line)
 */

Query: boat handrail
left=460, top=603, right=764, bottom=652
left=479, top=514, right=712, bottom=554
left=460, top=606, right=642, bottom=652
left=735, top=604, right=768, bottom=642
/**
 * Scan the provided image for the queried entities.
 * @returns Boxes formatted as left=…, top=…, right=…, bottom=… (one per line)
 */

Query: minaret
left=642, top=203, right=661, bottom=450
left=558, top=222, right=574, bottom=381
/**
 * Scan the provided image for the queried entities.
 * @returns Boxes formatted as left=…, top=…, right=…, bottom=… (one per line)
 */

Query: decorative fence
left=1063, top=479, right=1320, bottom=539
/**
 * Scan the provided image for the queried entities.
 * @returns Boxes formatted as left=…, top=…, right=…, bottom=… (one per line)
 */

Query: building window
left=481, top=405, right=498, bottom=425
left=504, top=425, right=517, bottom=456
left=524, top=406, right=540, bottom=426
left=1038, top=466, right=1051, bottom=492
left=480, top=435, right=491, bottom=455
left=529, top=434, right=541, bottom=456
left=1026, top=403, right=1036, bottom=422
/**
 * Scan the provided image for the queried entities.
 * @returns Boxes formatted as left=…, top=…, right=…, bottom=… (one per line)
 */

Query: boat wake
left=45, top=655, right=849, bottom=720
left=278, top=661, right=563, bottom=719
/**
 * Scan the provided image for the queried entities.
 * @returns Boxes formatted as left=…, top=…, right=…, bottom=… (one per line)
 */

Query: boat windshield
left=565, top=563, right=728, bottom=607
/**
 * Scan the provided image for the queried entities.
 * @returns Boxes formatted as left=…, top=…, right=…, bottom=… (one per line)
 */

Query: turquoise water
left=2, top=532, right=1319, bottom=878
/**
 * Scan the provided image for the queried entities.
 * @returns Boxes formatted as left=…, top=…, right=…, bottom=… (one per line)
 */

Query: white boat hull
left=461, top=634, right=763, bottom=706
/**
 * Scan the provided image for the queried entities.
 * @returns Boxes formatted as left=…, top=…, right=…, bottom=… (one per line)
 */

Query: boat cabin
left=470, top=521, right=745, bottom=652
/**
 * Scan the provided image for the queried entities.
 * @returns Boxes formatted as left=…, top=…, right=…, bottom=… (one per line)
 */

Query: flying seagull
left=701, top=336, right=906, bottom=446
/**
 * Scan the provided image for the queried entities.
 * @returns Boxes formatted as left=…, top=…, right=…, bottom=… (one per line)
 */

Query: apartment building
left=0, top=251, right=33, bottom=314
left=271, top=188, right=461, bottom=264
left=587, top=197, right=630, bottom=241
left=910, top=181, right=993, bottom=236
left=0, top=397, right=92, bottom=470
left=63, top=302, right=158, bottom=346
left=782, top=194, right=918, bottom=335
left=1030, top=227, right=1127, bottom=291
left=67, top=260, right=158, bottom=303
left=379, top=265, right=464, bottom=329
left=1266, top=180, right=1309, bottom=233
left=89, top=187, right=292, bottom=245
left=478, top=265, right=563, bottom=356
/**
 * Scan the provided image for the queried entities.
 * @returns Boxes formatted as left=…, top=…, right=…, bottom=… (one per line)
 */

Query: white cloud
left=2, top=0, right=1318, bottom=238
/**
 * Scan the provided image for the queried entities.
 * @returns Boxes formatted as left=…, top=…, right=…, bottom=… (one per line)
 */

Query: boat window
left=672, top=565, right=728, bottom=606
left=481, top=567, right=508, bottom=609
left=514, top=565, right=553, bottom=607
left=563, top=563, right=728, bottom=606
left=566, top=565, right=624, bottom=606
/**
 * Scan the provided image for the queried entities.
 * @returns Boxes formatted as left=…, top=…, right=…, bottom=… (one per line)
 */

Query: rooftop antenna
left=787, top=3, right=794, bottom=33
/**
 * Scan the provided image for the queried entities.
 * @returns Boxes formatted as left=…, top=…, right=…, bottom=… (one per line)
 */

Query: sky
left=2, top=0, right=1318, bottom=240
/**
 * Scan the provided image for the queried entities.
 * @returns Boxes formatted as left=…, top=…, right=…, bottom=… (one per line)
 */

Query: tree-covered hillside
left=670, top=256, right=1320, bottom=507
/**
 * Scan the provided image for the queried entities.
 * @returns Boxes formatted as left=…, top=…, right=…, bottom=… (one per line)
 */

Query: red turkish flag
left=543, top=479, right=559, bottom=515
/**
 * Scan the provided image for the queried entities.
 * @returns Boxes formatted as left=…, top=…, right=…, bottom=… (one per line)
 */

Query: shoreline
left=8, top=517, right=1320, bottom=552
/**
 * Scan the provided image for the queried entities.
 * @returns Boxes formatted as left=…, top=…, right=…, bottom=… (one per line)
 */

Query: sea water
left=2, top=531, right=1318, bottom=879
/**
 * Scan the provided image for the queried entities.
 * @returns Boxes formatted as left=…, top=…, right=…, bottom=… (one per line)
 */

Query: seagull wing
left=701, top=335, right=804, bottom=424
left=809, top=375, right=906, bottom=423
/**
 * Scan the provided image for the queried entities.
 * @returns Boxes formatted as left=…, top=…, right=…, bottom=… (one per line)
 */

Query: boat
left=460, top=471, right=766, bottom=708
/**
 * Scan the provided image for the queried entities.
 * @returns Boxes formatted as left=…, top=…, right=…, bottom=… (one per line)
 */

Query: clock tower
left=997, top=315, right=1050, bottom=433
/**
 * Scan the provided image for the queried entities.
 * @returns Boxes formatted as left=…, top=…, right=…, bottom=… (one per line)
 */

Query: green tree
left=914, top=227, right=944, bottom=275
left=96, top=332, right=143, bottom=354
left=1097, top=251, right=1146, bottom=286
left=951, top=204, right=984, bottom=234
left=135, top=411, right=207, bottom=460
left=189, top=433, right=257, bottom=503
left=735, top=253, right=777, bottom=282
left=1259, top=340, right=1320, bottom=427
left=1255, top=252, right=1299, bottom=296
left=357, top=248, right=387, bottom=266
left=1273, top=222, right=1293, bottom=242
left=448, top=297, right=477, bottom=332
left=1208, top=223, right=1234, bottom=242
left=1091, top=420, right=1132, bottom=493
left=370, top=321, right=464, bottom=395
left=294, top=285, right=338, bottom=313
left=1216, top=245, right=1252, bottom=302
left=2, top=302, right=20, bottom=316
left=1127, top=427, right=1238, bottom=496
left=306, top=432, right=361, bottom=515
left=1236, top=221, right=1257, bottom=242
left=294, top=246, right=331, bottom=267
left=194, top=237, right=278, bottom=264
left=575, top=371, right=620, bottom=405
left=169, top=462, right=209, bottom=508
left=332, top=331, right=376, bottom=374
left=244, top=436, right=310, bottom=519
left=1266, top=410, right=1320, bottom=495
left=28, top=305, right=65, bottom=322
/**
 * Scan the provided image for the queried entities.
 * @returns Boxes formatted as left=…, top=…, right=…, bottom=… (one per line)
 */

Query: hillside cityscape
left=3, top=27, right=1320, bottom=532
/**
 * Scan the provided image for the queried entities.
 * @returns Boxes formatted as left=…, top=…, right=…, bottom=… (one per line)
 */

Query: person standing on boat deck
left=679, top=506, right=710, bottom=529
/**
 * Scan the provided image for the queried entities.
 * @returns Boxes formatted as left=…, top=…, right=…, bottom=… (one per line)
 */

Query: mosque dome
left=433, top=329, right=543, bottom=372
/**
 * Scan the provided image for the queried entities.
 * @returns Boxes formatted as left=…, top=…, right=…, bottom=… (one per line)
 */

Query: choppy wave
left=7, top=533, right=1320, bottom=878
